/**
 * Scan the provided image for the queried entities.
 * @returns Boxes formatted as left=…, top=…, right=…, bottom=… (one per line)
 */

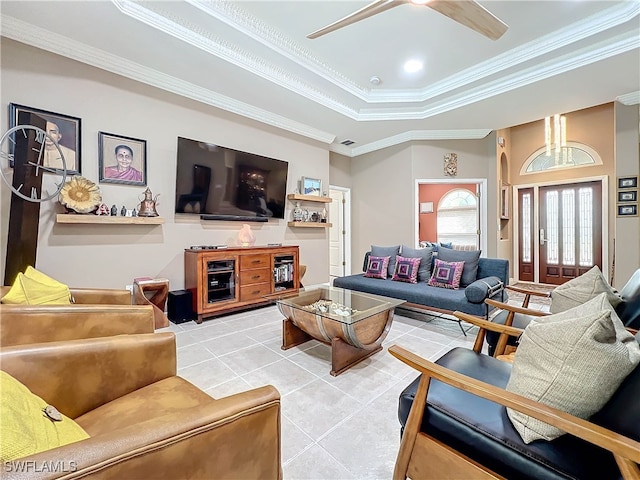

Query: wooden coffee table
left=275, top=286, right=405, bottom=376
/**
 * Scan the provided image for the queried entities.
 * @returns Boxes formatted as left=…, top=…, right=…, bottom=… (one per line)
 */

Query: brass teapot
left=138, top=187, right=160, bottom=217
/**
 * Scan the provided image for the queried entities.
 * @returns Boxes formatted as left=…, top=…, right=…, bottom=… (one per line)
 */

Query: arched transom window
left=437, top=188, right=478, bottom=247
left=521, top=142, right=602, bottom=175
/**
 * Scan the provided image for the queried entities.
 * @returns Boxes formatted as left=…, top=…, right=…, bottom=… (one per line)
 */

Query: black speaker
left=167, top=290, right=195, bottom=324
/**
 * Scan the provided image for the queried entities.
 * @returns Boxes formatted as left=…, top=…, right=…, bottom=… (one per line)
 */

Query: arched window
left=521, top=142, right=602, bottom=174
left=437, top=189, right=478, bottom=247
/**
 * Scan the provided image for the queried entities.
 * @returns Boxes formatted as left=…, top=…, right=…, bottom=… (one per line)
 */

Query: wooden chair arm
left=505, top=284, right=552, bottom=298
left=485, top=298, right=551, bottom=317
left=453, top=311, right=524, bottom=337
left=388, top=344, right=640, bottom=465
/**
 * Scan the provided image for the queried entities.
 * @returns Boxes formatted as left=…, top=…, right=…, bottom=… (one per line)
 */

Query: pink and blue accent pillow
left=364, top=256, right=390, bottom=279
left=392, top=255, right=421, bottom=284
left=428, top=259, right=465, bottom=289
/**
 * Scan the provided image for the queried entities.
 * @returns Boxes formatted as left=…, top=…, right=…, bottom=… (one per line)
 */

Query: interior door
left=329, top=189, right=345, bottom=278
left=518, top=188, right=535, bottom=282
left=539, top=181, right=602, bottom=285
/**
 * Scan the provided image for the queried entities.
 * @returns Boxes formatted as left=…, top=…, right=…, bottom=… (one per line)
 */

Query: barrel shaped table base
left=281, top=308, right=394, bottom=376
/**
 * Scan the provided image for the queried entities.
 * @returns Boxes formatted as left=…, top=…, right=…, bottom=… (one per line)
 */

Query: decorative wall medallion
left=444, top=153, right=458, bottom=176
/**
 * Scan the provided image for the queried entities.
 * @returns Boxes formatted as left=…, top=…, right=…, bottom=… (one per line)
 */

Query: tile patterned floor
left=158, top=294, right=548, bottom=479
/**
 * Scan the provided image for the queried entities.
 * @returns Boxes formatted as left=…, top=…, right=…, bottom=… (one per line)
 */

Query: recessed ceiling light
left=404, top=59, right=423, bottom=73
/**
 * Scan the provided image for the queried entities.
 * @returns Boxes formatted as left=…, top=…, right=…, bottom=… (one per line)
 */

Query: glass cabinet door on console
left=200, top=255, right=239, bottom=309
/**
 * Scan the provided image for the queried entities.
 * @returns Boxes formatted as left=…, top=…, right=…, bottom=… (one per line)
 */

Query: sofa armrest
left=0, top=333, right=176, bottom=419
left=70, top=288, right=131, bottom=305
left=4, top=386, right=282, bottom=480
left=465, top=276, right=503, bottom=304
left=389, top=345, right=640, bottom=473
left=0, top=304, right=155, bottom=347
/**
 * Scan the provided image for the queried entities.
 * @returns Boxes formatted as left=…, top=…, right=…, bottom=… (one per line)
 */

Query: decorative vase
left=237, top=224, right=256, bottom=247
left=292, top=202, right=303, bottom=222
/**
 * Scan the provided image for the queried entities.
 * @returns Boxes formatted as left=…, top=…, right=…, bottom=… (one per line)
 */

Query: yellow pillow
left=0, top=371, right=89, bottom=462
left=1, top=267, right=71, bottom=305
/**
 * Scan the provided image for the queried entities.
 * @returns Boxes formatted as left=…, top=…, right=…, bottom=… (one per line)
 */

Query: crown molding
left=357, top=29, right=639, bottom=121
left=331, top=130, right=492, bottom=157
left=0, top=15, right=335, bottom=144
left=617, top=91, right=640, bottom=105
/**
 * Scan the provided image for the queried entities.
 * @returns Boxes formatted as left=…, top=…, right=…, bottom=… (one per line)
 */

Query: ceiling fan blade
left=426, top=0, right=508, bottom=40
left=307, top=0, right=406, bottom=39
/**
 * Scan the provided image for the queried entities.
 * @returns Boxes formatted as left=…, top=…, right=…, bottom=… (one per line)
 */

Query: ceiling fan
left=307, top=0, right=508, bottom=41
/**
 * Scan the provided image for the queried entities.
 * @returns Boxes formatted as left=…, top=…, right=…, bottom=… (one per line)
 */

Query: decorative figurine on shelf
left=95, top=203, right=110, bottom=216
left=310, top=212, right=319, bottom=222
left=292, top=201, right=303, bottom=222
left=132, top=208, right=138, bottom=217
left=321, top=206, right=328, bottom=223
left=237, top=224, right=256, bottom=247
left=120, top=205, right=127, bottom=216
left=302, top=208, right=309, bottom=222
left=138, top=187, right=160, bottom=217
left=110, top=204, right=118, bottom=216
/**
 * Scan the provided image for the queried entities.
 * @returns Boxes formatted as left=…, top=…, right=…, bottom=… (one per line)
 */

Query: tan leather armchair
left=0, top=304, right=155, bottom=347
left=0, top=286, right=132, bottom=305
left=1, top=333, right=282, bottom=479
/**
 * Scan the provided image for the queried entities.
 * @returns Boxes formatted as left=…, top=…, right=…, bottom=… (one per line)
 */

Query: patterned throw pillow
left=392, top=255, right=421, bottom=284
left=364, top=256, right=390, bottom=279
left=428, top=259, right=465, bottom=289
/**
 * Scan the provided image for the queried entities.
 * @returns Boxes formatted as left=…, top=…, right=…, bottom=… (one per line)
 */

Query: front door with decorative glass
left=518, top=181, right=602, bottom=285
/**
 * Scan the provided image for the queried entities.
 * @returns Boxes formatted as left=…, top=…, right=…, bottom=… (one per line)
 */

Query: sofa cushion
left=506, top=293, right=640, bottom=443
left=1, top=267, right=71, bottom=305
left=401, top=245, right=434, bottom=282
left=392, top=255, right=421, bottom=284
left=428, top=259, right=464, bottom=289
left=550, top=265, right=621, bottom=314
left=364, top=256, right=390, bottom=279
left=0, top=371, right=89, bottom=462
left=371, top=245, right=400, bottom=277
left=437, top=247, right=481, bottom=287
left=398, top=348, right=624, bottom=480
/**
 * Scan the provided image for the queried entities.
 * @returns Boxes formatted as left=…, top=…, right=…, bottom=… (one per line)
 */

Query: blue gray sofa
left=333, top=251, right=509, bottom=319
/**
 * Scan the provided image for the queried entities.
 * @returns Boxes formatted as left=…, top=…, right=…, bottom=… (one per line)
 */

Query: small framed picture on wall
left=98, top=131, right=147, bottom=186
left=618, top=190, right=637, bottom=203
left=617, top=176, right=638, bottom=189
left=617, top=204, right=638, bottom=217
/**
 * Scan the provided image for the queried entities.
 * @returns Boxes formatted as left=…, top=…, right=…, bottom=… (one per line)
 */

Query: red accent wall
left=419, top=183, right=477, bottom=242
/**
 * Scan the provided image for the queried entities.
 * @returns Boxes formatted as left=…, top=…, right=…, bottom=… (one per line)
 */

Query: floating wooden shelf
left=287, top=222, right=332, bottom=228
left=287, top=194, right=332, bottom=203
left=56, top=214, right=165, bottom=225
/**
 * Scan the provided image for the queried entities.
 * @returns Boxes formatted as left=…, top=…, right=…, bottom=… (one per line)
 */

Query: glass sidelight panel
left=546, top=191, right=559, bottom=265
left=578, top=187, right=593, bottom=266
left=562, top=189, right=575, bottom=266
left=522, top=193, right=531, bottom=263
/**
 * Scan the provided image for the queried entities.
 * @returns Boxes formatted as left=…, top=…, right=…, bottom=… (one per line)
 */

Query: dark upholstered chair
left=392, top=315, right=640, bottom=479
left=485, top=268, right=640, bottom=357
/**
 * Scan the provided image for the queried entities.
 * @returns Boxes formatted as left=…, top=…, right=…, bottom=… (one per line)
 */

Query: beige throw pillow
left=550, top=265, right=621, bottom=314
left=506, top=293, right=640, bottom=444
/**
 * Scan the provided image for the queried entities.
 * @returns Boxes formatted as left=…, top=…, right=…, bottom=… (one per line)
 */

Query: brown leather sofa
left=1, top=333, right=282, bottom=479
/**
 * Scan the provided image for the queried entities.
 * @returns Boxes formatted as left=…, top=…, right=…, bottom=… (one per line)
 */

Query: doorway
left=515, top=178, right=608, bottom=285
left=415, top=179, right=488, bottom=252
left=329, top=186, right=351, bottom=280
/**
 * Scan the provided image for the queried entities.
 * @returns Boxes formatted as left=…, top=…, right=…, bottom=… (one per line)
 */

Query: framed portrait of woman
left=98, top=131, right=147, bottom=186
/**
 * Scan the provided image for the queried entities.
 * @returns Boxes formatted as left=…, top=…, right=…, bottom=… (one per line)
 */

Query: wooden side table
left=133, top=278, right=170, bottom=329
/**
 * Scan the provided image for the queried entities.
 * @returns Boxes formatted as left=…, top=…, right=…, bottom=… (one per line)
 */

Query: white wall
left=0, top=39, right=331, bottom=289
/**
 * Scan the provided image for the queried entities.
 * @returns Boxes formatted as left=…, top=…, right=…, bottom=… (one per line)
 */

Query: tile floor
left=158, top=295, right=548, bottom=480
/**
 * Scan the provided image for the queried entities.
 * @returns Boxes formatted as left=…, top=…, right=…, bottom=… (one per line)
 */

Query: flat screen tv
left=175, top=137, right=289, bottom=221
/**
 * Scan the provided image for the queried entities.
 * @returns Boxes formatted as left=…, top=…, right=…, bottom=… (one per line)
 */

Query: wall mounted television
left=175, top=137, right=289, bottom=222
